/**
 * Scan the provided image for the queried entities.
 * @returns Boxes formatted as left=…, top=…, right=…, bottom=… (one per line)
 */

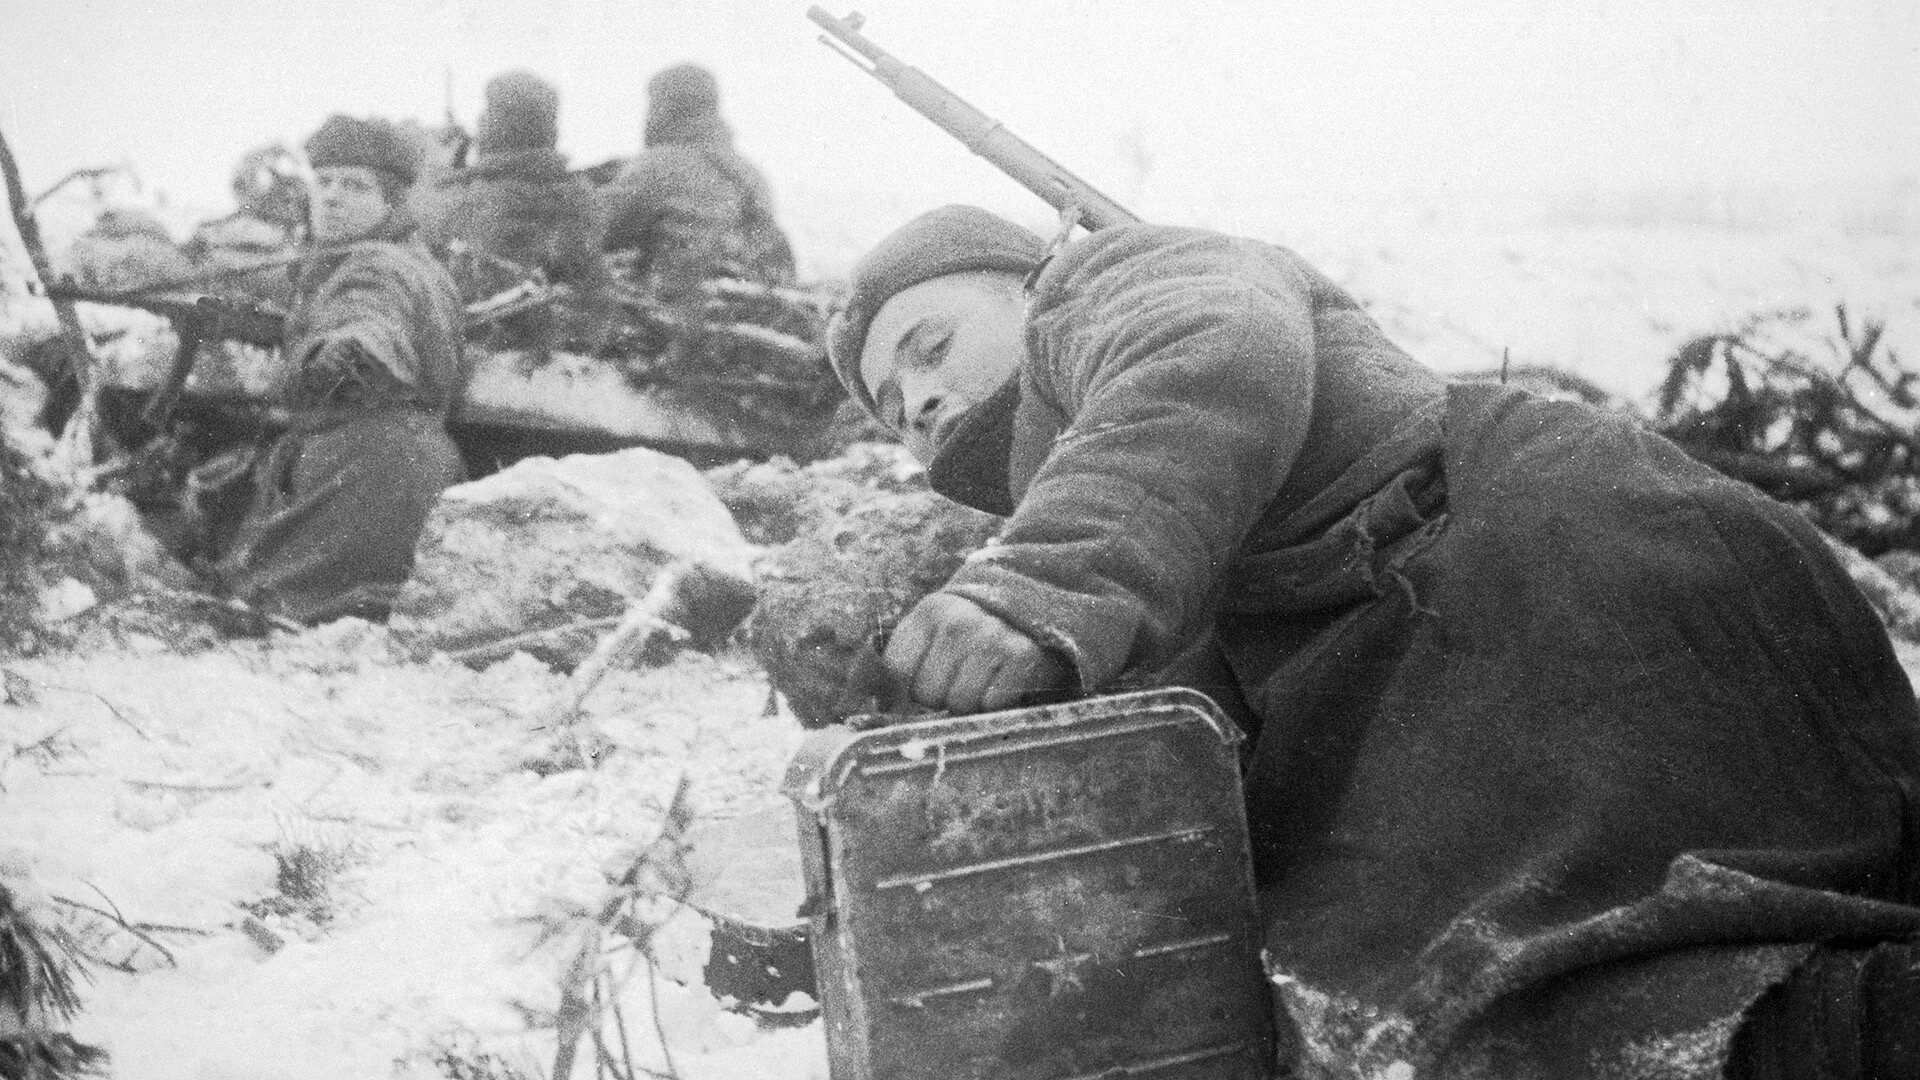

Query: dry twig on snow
left=522, top=572, right=695, bottom=775
left=1, top=726, right=77, bottom=792
left=533, top=776, right=695, bottom=1080
left=47, top=882, right=207, bottom=973
left=441, top=616, right=623, bottom=669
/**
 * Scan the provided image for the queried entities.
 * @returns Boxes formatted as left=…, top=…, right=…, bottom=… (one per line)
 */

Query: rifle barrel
left=807, top=7, right=1139, bottom=231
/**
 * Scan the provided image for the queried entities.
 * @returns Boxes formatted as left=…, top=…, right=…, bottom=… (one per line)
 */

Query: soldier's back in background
left=411, top=69, right=606, bottom=346
left=598, top=63, right=795, bottom=296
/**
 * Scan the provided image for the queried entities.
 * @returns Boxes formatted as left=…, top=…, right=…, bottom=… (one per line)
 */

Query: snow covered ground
left=2, top=625, right=821, bottom=1080
left=1282, top=220, right=1920, bottom=404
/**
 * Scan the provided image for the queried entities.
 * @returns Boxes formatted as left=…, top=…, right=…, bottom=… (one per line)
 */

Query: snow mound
left=391, top=447, right=757, bottom=671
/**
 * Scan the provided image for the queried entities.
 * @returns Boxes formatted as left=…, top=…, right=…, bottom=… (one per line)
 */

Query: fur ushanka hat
left=303, top=114, right=419, bottom=188
left=644, top=63, right=726, bottom=146
left=476, top=70, right=560, bottom=155
left=649, top=63, right=719, bottom=114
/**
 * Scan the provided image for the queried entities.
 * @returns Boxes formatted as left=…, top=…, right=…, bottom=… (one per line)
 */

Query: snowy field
left=3, top=627, right=819, bottom=1080
left=1278, top=218, right=1920, bottom=404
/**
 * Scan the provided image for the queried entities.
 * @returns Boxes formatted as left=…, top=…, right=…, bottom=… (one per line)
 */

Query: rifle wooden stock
left=807, top=8, right=1140, bottom=231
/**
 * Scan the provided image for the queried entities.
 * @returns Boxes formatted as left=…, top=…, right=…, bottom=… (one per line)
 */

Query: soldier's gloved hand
left=884, top=592, right=1070, bottom=715
left=300, top=339, right=401, bottom=404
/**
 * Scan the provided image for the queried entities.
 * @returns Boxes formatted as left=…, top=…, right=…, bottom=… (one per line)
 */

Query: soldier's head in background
left=828, top=205, right=1043, bottom=464
left=302, top=115, right=418, bottom=244
left=475, top=70, right=560, bottom=161
left=231, top=143, right=308, bottom=232
left=643, top=62, right=726, bottom=148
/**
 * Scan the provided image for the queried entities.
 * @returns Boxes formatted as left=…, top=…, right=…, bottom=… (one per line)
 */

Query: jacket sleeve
left=292, top=248, right=430, bottom=391
left=940, top=227, right=1320, bottom=691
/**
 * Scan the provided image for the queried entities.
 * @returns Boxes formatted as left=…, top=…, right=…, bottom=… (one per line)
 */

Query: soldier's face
left=309, top=166, right=390, bottom=244
left=859, top=273, right=1027, bottom=464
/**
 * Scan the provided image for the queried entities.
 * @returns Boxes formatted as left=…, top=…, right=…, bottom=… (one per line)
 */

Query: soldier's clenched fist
left=884, top=592, right=1069, bottom=715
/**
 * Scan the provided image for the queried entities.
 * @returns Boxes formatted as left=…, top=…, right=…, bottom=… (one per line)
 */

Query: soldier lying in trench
left=825, top=205, right=1920, bottom=1079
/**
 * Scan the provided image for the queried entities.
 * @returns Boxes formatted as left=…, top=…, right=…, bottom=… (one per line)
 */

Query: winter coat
left=217, top=214, right=468, bottom=624
left=411, top=147, right=606, bottom=300
left=927, top=224, right=1920, bottom=1079
left=597, top=120, right=794, bottom=290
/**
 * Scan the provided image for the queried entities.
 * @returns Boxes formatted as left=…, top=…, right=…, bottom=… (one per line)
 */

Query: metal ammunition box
left=784, top=688, right=1274, bottom=1080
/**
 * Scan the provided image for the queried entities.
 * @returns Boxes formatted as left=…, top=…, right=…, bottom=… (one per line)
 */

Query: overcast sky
left=3, top=0, right=1915, bottom=250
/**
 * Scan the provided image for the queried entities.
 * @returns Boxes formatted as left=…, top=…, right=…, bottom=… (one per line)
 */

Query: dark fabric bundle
left=304, top=114, right=418, bottom=187
left=476, top=70, right=560, bottom=155
left=824, top=204, right=1045, bottom=413
left=1229, top=385, right=1920, bottom=1075
left=1727, top=938, right=1920, bottom=1080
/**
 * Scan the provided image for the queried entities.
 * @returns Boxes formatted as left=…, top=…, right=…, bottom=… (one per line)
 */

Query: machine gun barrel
left=41, top=282, right=286, bottom=348
left=41, top=283, right=288, bottom=425
left=806, top=7, right=1140, bottom=231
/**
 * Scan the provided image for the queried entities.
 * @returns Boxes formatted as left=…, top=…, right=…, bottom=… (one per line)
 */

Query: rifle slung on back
left=806, top=8, right=1140, bottom=232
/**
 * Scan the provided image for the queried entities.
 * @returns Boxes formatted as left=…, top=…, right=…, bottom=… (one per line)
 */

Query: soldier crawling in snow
left=412, top=69, right=608, bottom=351
left=217, top=115, right=467, bottom=624
left=829, top=205, right=1920, bottom=1079
left=598, top=62, right=796, bottom=298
